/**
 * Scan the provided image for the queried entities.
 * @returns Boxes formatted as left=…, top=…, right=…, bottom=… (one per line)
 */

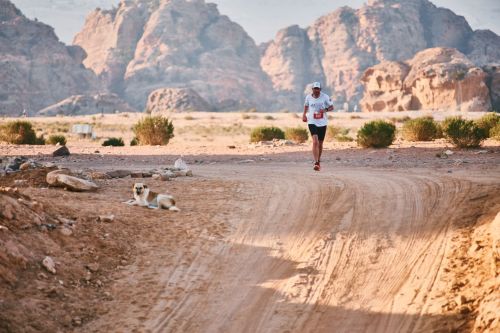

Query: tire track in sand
left=92, top=165, right=492, bottom=333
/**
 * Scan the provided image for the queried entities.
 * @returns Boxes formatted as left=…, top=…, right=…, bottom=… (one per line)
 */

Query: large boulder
left=146, top=88, right=213, bottom=113
left=360, top=48, right=491, bottom=112
left=46, top=170, right=99, bottom=192
left=38, top=93, right=138, bottom=116
left=0, top=0, right=101, bottom=116
left=74, top=0, right=274, bottom=111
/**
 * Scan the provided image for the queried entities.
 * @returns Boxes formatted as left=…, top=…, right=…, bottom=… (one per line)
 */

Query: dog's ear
left=144, top=185, right=148, bottom=188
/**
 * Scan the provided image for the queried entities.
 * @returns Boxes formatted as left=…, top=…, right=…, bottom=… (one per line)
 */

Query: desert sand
left=0, top=111, right=499, bottom=333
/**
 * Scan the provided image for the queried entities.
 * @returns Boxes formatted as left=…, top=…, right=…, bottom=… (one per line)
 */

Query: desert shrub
left=0, top=120, right=38, bottom=144
left=475, top=113, right=499, bottom=137
left=285, top=127, right=309, bottom=143
left=401, top=117, right=440, bottom=141
left=357, top=120, right=396, bottom=148
left=442, top=117, right=487, bottom=148
left=250, top=126, right=285, bottom=142
left=489, top=123, right=500, bottom=141
left=389, top=115, right=412, bottom=123
left=350, top=115, right=362, bottom=120
left=133, top=116, right=174, bottom=146
left=102, top=137, right=125, bottom=147
left=47, top=134, right=67, bottom=145
left=264, top=115, right=275, bottom=120
left=327, top=126, right=354, bottom=142
left=130, top=137, right=139, bottom=146
left=184, top=115, right=195, bottom=120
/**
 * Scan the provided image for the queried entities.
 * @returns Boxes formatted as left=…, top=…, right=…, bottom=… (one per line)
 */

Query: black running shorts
left=308, top=124, right=327, bottom=142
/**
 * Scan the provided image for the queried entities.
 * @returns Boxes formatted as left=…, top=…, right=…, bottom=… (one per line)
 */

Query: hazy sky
left=11, top=0, right=500, bottom=45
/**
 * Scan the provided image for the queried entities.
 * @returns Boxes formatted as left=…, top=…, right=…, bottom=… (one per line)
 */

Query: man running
left=302, top=82, right=334, bottom=171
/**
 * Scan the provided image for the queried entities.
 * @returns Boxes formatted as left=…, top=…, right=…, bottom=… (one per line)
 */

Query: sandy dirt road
left=77, top=163, right=498, bottom=333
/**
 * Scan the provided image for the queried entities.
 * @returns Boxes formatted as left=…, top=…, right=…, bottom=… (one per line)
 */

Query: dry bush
left=0, top=120, right=44, bottom=145
left=401, top=117, right=441, bottom=141
left=285, top=127, right=309, bottom=143
left=102, top=137, right=125, bottom=147
left=490, top=122, right=500, bottom=141
left=475, top=113, right=499, bottom=137
left=442, top=117, right=486, bottom=148
left=46, top=135, right=67, bottom=146
left=327, top=126, right=353, bottom=142
left=357, top=120, right=396, bottom=148
left=250, top=126, right=285, bottom=142
left=133, top=116, right=174, bottom=146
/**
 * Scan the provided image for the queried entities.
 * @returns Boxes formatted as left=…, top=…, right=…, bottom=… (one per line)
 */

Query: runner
left=302, top=82, right=334, bottom=171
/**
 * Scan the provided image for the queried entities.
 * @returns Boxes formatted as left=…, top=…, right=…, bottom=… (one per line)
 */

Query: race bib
left=313, top=112, right=323, bottom=119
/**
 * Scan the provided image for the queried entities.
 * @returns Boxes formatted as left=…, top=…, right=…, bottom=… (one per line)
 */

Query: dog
left=123, top=183, right=180, bottom=211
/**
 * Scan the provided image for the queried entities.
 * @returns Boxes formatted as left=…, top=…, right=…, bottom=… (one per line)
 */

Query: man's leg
left=318, top=140, right=324, bottom=162
left=312, top=135, right=320, bottom=163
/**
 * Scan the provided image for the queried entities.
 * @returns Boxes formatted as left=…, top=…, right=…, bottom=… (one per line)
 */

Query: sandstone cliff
left=261, top=0, right=499, bottom=110
left=0, top=0, right=100, bottom=116
left=74, top=0, right=274, bottom=111
left=360, top=48, right=491, bottom=112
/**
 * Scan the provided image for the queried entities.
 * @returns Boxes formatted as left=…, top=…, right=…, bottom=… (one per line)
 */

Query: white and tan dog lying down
left=123, top=183, right=180, bottom=211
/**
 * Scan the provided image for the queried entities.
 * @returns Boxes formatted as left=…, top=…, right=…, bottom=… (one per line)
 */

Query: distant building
left=72, top=124, right=95, bottom=139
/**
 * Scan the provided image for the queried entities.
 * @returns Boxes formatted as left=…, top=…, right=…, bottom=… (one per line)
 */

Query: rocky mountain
left=360, top=48, right=491, bottom=112
left=37, top=93, right=137, bottom=116
left=146, top=88, right=214, bottom=114
left=261, top=0, right=500, bottom=110
left=74, top=0, right=274, bottom=111
left=0, top=0, right=101, bottom=116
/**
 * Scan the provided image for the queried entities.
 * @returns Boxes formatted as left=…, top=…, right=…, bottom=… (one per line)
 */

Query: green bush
left=442, top=117, right=487, bottom=148
left=130, top=137, right=139, bottom=146
left=264, top=115, right=275, bottom=120
left=402, top=117, right=441, bottom=141
left=47, top=134, right=67, bottom=145
left=133, top=116, right=174, bottom=145
left=357, top=120, right=396, bottom=148
left=327, top=126, right=353, bottom=142
left=475, top=113, right=499, bottom=137
left=0, top=120, right=37, bottom=144
left=285, top=127, right=309, bottom=143
left=250, top=126, right=285, bottom=142
left=490, top=122, right=500, bottom=141
left=102, top=137, right=125, bottom=147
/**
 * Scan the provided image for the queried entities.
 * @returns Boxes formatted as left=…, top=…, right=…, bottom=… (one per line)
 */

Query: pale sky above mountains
left=11, top=0, right=500, bottom=45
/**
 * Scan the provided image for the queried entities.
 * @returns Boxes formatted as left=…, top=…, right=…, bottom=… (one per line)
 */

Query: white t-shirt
left=304, top=92, right=333, bottom=127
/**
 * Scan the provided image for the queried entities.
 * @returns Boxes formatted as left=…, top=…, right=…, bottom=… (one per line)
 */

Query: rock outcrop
left=360, top=48, right=491, bottom=112
left=146, top=88, right=213, bottom=113
left=260, top=0, right=499, bottom=110
left=74, top=0, right=274, bottom=111
left=38, top=93, right=137, bottom=116
left=0, top=0, right=100, bottom=116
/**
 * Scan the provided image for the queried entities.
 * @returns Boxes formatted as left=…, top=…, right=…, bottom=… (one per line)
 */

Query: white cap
left=312, top=82, right=321, bottom=89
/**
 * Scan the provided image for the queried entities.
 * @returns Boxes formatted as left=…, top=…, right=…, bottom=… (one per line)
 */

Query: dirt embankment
left=0, top=151, right=499, bottom=333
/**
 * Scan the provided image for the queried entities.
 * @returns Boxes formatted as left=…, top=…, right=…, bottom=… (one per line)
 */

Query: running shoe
left=313, top=162, right=320, bottom=171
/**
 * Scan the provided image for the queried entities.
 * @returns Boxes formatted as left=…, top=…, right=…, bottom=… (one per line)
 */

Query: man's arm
left=302, top=105, right=308, bottom=122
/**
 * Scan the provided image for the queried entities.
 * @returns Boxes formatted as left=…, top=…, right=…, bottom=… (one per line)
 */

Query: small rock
left=53, top=146, right=70, bottom=157
left=238, top=159, right=255, bottom=164
left=86, top=263, right=100, bottom=273
left=131, top=172, right=144, bottom=178
left=228, top=145, right=236, bottom=149
left=459, top=305, right=471, bottom=314
left=13, top=179, right=27, bottom=186
left=159, top=173, right=171, bottom=181
left=152, top=174, right=161, bottom=180
left=72, top=317, right=82, bottom=327
left=106, top=170, right=131, bottom=178
left=98, top=215, right=114, bottom=223
left=37, top=272, right=48, bottom=280
left=89, top=171, right=111, bottom=180
left=444, top=150, right=454, bottom=156
left=120, top=259, right=127, bottom=266
left=174, top=157, right=188, bottom=170
left=19, top=162, right=31, bottom=170
left=456, top=295, right=467, bottom=306
left=42, top=256, right=56, bottom=274
left=59, top=227, right=73, bottom=236
left=0, top=225, right=9, bottom=231
left=186, top=169, right=193, bottom=177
